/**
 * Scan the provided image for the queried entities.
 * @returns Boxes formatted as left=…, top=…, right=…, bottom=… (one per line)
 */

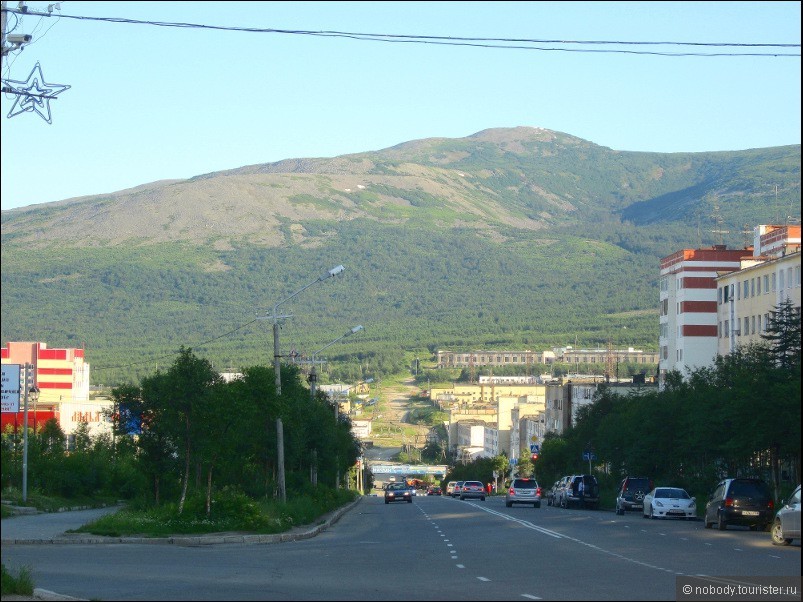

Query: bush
left=1, top=563, right=34, bottom=596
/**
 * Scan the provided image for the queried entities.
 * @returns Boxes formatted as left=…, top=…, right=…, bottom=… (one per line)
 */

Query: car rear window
left=625, top=478, right=650, bottom=490
left=513, top=480, right=536, bottom=488
left=730, top=480, right=770, bottom=497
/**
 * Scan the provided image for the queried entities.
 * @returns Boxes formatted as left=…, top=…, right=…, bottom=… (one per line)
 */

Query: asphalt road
left=2, top=496, right=799, bottom=600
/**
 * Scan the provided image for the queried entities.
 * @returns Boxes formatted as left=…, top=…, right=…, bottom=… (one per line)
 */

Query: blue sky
left=1, top=1, right=800, bottom=211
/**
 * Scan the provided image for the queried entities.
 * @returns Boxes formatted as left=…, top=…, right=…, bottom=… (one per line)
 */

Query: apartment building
left=716, top=225, right=801, bottom=355
left=658, top=246, right=752, bottom=388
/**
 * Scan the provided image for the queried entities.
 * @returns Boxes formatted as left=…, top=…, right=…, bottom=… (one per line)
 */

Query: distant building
left=1, top=341, right=111, bottom=440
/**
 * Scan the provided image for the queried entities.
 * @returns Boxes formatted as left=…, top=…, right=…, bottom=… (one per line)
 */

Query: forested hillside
left=1, top=127, right=799, bottom=385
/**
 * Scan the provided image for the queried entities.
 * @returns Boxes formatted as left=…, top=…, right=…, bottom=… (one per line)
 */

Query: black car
left=615, top=476, right=653, bottom=515
left=384, top=482, right=413, bottom=504
left=704, top=477, right=774, bottom=530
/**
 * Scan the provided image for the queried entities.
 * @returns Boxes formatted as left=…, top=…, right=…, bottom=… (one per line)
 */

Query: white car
left=642, top=487, right=696, bottom=520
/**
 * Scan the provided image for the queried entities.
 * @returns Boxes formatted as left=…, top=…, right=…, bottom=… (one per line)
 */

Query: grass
left=1, top=487, right=118, bottom=514
left=71, top=487, right=358, bottom=538
left=1, top=564, right=34, bottom=596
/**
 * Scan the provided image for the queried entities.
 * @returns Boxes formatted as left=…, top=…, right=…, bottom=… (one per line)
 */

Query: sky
left=0, top=1, right=800, bottom=211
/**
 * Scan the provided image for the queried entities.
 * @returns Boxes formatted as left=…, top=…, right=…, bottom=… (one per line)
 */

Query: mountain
left=1, top=127, right=800, bottom=385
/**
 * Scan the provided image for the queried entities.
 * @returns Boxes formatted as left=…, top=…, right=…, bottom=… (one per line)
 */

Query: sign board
left=582, top=452, right=597, bottom=461
left=1, top=364, right=21, bottom=413
left=509, top=458, right=518, bottom=466
left=530, top=444, right=540, bottom=453
left=530, top=435, right=538, bottom=443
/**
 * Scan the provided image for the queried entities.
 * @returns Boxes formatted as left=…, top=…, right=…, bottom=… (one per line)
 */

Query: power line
left=2, top=7, right=800, bottom=57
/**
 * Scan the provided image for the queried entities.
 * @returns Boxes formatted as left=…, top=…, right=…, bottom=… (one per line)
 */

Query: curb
left=1, top=497, right=362, bottom=547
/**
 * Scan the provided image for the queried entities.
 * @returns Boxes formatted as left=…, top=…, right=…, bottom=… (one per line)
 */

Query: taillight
left=724, top=497, right=734, bottom=507
left=536, top=487, right=542, bottom=496
left=509, top=488, right=515, bottom=494
left=767, top=500, right=774, bottom=510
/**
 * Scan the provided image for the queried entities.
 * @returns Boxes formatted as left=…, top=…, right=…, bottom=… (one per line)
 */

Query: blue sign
left=509, top=458, right=518, bottom=466
left=530, top=444, right=540, bottom=453
left=582, top=452, right=597, bottom=461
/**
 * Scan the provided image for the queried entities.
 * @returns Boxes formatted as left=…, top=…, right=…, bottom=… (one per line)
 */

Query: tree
left=761, top=298, right=802, bottom=372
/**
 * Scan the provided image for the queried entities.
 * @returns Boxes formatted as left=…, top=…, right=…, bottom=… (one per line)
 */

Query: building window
left=743, top=280, right=749, bottom=298
left=772, top=273, right=776, bottom=291
left=779, top=270, right=785, bottom=290
left=718, top=287, right=723, bottom=304
left=724, top=319, right=729, bottom=336
left=737, top=283, right=741, bottom=300
left=757, top=276, right=762, bottom=295
left=750, top=278, right=755, bottom=297
left=744, top=317, right=749, bottom=337
left=751, top=315, right=755, bottom=335
left=787, top=267, right=793, bottom=289
left=758, top=314, right=762, bottom=332
left=763, top=274, right=769, bottom=293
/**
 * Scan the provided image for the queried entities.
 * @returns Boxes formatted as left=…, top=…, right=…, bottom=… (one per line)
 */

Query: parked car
left=445, top=481, right=458, bottom=496
left=551, top=476, right=572, bottom=507
left=615, top=476, right=653, bottom=515
left=452, top=481, right=465, bottom=498
left=505, top=477, right=542, bottom=508
left=642, top=487, right=696, bottom=520
left=384, top=482, right=413, bottom=504
left=459, top=480, right=486, bottom=501
left=560, top=475, right=600, bottom=509
left=704, top=477, right=774, bottom=531
left=546, top=480, right=562, bottom=506
left=771, top=484, right=801, bottom=546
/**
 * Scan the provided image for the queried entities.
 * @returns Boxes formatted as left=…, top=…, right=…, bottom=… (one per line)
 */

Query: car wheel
left=505, top=501, right=512, bottom=508
left=717, top=513, right=727, bottom=531
left=481, top=497, right=485, bottom=501
left=771, top=519, right=791, bottom=546
left=649, top=507, right=656, bottom=519
left=407, top=498, right=412, bottom=503
left=460, top=495, right=465, bottom=500
left=385, top=499, right=389, bottom=504
left=616, top=505, right=624, bottom=516
left=535, top=502, right=541, bottom=508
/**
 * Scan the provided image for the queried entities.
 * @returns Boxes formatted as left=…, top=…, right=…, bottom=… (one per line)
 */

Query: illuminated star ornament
left=4, top=62, right=70, bottom=124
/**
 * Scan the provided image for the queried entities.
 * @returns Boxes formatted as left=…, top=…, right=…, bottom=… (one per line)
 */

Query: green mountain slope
left=1, top=127, right=799, bottom=385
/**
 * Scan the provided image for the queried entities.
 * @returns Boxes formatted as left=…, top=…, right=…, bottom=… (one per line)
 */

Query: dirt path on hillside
left=363, top=377, right=429, bottom=463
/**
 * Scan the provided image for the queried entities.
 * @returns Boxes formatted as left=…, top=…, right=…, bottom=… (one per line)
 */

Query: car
left=545, top=480, right=561, bottom=506
left=384, top=482, right=413, bottom=504
left=771, top=484, right=801, bottom=546
left=459, top=480, right=486, bottom=500
left=505, top=477, right=541, bottom=508
left=452, top=481, right=465, bottom=498
left=427, top=486, right=442, bottom=496
left=704, top=477, right=774, bottom=531
left=445, top=481, right=458, bottom=496
left=615, top=477, right=653, bottom=515
left=551, top=476, right=572, bottom=507
left=560, top=474, right=600, bottom=509
left=642, top=487, right=696, bottom=520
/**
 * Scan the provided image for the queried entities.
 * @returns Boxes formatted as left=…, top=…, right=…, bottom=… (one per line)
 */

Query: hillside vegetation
left=1, top=127, right=799, bottom=385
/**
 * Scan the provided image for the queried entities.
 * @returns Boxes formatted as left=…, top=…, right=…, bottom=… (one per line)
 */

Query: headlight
left=655, top=500, right=664, bottom=507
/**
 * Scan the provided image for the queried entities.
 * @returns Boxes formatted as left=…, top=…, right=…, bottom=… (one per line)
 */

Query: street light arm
left=270, top=264, right=345, bottom=317
left=313, top=325, right=364, bottom=358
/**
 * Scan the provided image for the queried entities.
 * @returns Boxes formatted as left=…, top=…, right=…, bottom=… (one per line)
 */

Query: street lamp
left=21, top=362, right=39, bottom=503
left=261, top=264, right=345, bottom=396
left=309, top=325, right=364, bottom=402
left=258, top=265, right=344, bottom=503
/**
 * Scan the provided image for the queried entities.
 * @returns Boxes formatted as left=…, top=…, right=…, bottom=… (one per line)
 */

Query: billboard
left=1, top=364, right=21, bottom=413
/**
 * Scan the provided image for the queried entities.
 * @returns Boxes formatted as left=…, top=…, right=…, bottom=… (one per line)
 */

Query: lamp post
left=263, top=264, right=345, bottom=396
left=309, top=325, right=364, bottom=402
left=22, top=363, right=39, bottom=503
left=259, top=264, right=344, bottom=503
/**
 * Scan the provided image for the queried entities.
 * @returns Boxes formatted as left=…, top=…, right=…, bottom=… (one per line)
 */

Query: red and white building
left=1, top=341, right=111, bottom=439
left=659, top=246, right=753, bottom=388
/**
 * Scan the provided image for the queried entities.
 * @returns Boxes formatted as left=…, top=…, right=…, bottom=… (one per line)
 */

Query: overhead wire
left=2, top=7, right=800, bottom=57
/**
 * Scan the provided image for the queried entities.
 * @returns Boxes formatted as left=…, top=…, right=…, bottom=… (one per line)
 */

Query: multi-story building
left=658, top=246, right=753, bottom=388
left=437, top=347, right=657, bottom=370
left=1, top=341, right=110, bottom=440
left=716, top=225, right=801, bottom=355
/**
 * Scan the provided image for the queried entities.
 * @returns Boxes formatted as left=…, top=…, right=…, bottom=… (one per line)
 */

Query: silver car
left=505, top=478, right=541, bottom=508
left=771, top=484, right=801, bottom=546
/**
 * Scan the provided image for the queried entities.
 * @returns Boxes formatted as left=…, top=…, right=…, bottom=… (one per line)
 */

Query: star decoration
left=4, top=62, right=70, bottom=124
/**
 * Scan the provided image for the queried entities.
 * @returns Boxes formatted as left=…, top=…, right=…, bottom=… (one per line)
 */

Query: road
left=2, top=496, right=799, bottom=600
